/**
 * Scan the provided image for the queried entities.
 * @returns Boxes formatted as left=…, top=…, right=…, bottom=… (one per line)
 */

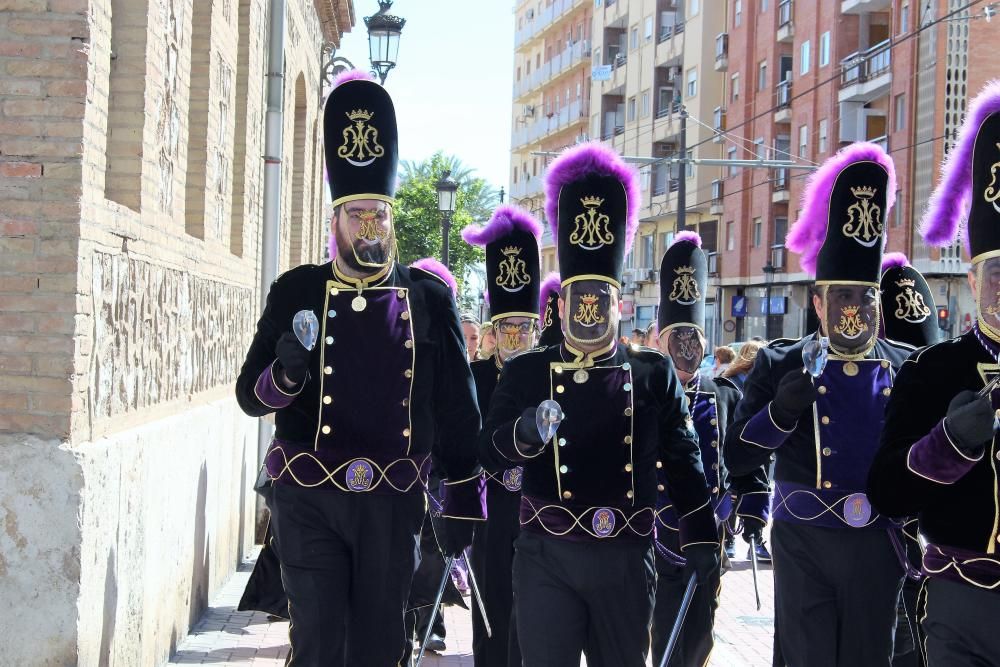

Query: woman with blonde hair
left=478, top=322, right=497, bottom=360
left=722, top=340, right=766, bottom=390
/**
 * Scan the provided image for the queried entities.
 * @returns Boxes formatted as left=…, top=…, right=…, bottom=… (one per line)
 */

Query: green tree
left=395, top=152, right=498, bottom=301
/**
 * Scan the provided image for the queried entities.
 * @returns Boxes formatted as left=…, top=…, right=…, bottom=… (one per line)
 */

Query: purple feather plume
left=786, top=142, right=897, bottom=275
left=538, top=272, right=562, bottom=319
left=672, top=230, right=702, bottom=248
left=461, top=204, right=543, bottom=247
left=331, top=69, right=376, bottom=89
left=411, top=257, right=458, bottom=298
left=543, top=142, right=640, bottom=253
left=327, top=223, right=337, bottom=260
left=920, top=80, right=1000, bottom=248
left=881, top=252, right=909, bottom=272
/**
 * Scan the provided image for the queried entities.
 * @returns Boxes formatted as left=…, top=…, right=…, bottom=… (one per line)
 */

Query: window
left=820, top=31, right=830, bottom=67
left=641, top=91, right=650, bottom=117
left=819, top=118, right=828, bottom=153
left=644, top=16, right=654, bottom=41
left=516, top=67, right=521, bottom=81
left=754, top=137, right=765, bottom=159
left=627, top=97, right=636, bottom=121
left=660, top=232, right=671, bottom=255
left=593, top=47, right=601, bottom=64
left=643, top=234, right=655, bottom=268
left=900, top=3, right=909, bottom=34
left=800, top=40, right=811, bottom=75
left=752, top=217, right=762, bottom=247
left=686, top=150, right=694, bottom=179
left=630, top=27, right=639, bottom=50
left=727, top=146, right=739, bottom=176
left=731, top=73, right=740, bottom=101
left=734, top=0, right=742, bottom=26
left=536, top=53, right=541, bottom=68
left=758, top=60, right=768, bottom=90
left=726, top=221, right=735, bottom=251
left=761, top=0, right=768, bottom=9
left=687, top=68, right=698, bottom=98
left=690, top=0, right=700, bottom=16
left=513, top=166, right=518, bottom=183
left=577, top=82, right=582, bottom=99
left=798, top=124, right=808, bottom=158
left=893, top=191, right=903, bottom=227
left=773, top=216, right=788, bottom=245
left=895, top=93, right=907, bottom=131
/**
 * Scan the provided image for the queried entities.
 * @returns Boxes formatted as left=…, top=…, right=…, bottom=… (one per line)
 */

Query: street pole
left=677, top=106, right=688, bottom=232
left=441, top=213, right=452, bottom=269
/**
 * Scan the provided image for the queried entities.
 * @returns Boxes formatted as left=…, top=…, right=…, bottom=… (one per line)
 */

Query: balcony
left=714, top=33, right=729, bottom=71
left=777, top=0, right=794, bottom=42
left=653, top=110, right=681, bottom=143
left=707, top=252, right=720, bottom=277
left=770, top=245, right=786, bottom=271
left=512, top=99, right=590, bottom=148
left=510, top=176, right=544, bottom=202
left=839, top=39, right=892, bottom=103
left=771, top=170, right=790, bottom=203
left=712, top=106, right=726, bottom=143
left=515, top=39, right=591, bottom=99
left=841, top=0, right=891, bottom=13
left=774, top=79, right=792, bottom=123
left=658, top=20, right=684, bottom=44
left=710, top=179, right=724, bottom=215
left=514, top=0, right=582, bottom=49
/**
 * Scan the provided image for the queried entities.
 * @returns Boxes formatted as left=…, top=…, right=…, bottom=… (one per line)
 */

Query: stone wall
left=0, top=0, right=345, bottom=663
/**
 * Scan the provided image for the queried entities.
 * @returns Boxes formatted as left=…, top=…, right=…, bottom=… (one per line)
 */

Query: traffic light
left=937, top=306, right=950, bottom=331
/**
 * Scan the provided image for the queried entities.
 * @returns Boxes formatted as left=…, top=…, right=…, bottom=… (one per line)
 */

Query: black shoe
left=423, top=634, right=446, bottom=653
left=724, top=537, right=736, bottom=559
left=748, top=541, right=772, bottom=563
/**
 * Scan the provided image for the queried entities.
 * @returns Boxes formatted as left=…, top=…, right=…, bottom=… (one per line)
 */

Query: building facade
left=0, top=1, right=352, bottom=664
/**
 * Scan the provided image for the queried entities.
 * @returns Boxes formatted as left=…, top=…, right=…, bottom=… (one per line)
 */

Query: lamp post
left=365, top=1, right=405, bottom=85
left=762, top=261, right=776, bottom=340
left=436, top=170, right=459, bottom=268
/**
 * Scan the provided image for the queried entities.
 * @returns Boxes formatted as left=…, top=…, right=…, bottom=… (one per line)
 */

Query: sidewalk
left=168, top=547, right=775, bottom=666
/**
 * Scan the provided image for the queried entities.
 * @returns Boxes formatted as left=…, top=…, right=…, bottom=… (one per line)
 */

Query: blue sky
left=335, top=1, right=515, bottom=189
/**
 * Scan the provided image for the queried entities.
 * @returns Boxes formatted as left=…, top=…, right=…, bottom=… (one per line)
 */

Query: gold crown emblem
left=580, top=294, right=599, bottom=305
left=850, top=186, right=877, bottom=199
left=580, top=196, right=605, bottom=208
left=842, top=305, right=860, bottom=317
left=347, top=109, right=373, bottom=122
left=501, top=245, right=521, bottom=256
left=675, top=265, right=695, bottom=275
left=895, top=278, right=916, bottom=288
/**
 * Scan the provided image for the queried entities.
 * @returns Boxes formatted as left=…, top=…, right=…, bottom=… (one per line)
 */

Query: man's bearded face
left=820, top=284, right=878, bottom=352
left=334, top=200, right=394, bottom=271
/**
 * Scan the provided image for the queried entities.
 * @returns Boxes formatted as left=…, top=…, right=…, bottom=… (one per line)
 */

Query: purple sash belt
left=519, top=494, right=654, bottom=542
left=265, top=438, right=430, bottom=494
left=923, top=543, right=1000, bottom=592
left=772, top=480, right=890, bottom=530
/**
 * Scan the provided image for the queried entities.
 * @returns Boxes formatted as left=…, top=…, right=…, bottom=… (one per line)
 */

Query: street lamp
left=436, top=170, right=459, bottom=268
left=365, top=1, right=406, bottom=85
left=762, top=262, right=776, bottom=340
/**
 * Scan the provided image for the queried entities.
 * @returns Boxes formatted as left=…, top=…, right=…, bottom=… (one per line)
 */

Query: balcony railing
left=512, top=99, right=591, bottom=147
left=776, top=79, right=792, bottom=108
left=841, top=39, right=891, bottom=86
left=669, top=178, right=680, bottom=193
left=514, top=0, right=579, bottom=48
left=657, top=100, right=681, bottom=118
left=773, top=169, right=788, bottom=191
left=707, top=251, right=719, bottom=276
left=715, top=33, right=729, bottom=61
left=778, top=0, right=792, bottom=26
left=713, top=106, right=726, bottom=133
left=770, top=245, right=786, bottom=271
left=869, top=134, right=888, bottom=151
left=711, top=179, right=724, bottom=203
left=614, top=53, right=627, bottom=69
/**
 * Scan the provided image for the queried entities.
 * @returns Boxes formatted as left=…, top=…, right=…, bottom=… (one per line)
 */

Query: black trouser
left=268, top=483, right=425, bottom=667
left=650, top=527, right=722, bottom=667
left=921, top=577, right=1000, bottom=666
left=471, top=486, right=522, bottom=667
left=892, top=577, right=923, bottom=667
left=771, top=521, right=903, bottom=667
left=512, top=531, right=655, bottom=667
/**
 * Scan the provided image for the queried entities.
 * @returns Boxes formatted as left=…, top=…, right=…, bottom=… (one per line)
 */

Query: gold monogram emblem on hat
left=355, top=208, right=388, bottom=242
left=542, top=299, right=554, bottom=329
left=843, top=186, right=883, bottom=248
left=496, top=246, right=530, bottom=292
left=337, top=109, right=385, bottom=167
left=572, top=294, right=606, bottom=328
left=669, top=265, right=700, bottom=305
left=893, top=280, right=931, bottom=323
left=985, top=143, right=1000, bottom=214
left=569, top=196, right=615, bottom=250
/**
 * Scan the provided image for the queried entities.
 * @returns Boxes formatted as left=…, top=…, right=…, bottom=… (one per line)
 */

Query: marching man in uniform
left=651, top=231, right=770, bottom=667
left=462, top=204, right=543, bottom=667
left=868, top=81, right=1000, bottom=665
left=234, top=71, right=484, bottom=666
left=538, top=272, right=564, bottom=348
left=724, top=142, right=912, bottom=666
left=477, top=142, right=719, bottom=667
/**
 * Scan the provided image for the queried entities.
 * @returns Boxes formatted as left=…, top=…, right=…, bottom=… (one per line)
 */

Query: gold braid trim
left=266, top=447, right=429, bottom=492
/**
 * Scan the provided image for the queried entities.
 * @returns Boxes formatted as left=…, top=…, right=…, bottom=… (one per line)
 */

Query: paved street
left=169, top=546, right=775, bottom=666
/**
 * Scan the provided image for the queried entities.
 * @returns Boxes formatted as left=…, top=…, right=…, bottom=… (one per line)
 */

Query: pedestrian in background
left=712, top=346, right=736, bottom=376
left=722, top=340, right=766, bottom=391
left=479, top=322, right=497, bottom=360
left=461, top=314, right=481, bottom=363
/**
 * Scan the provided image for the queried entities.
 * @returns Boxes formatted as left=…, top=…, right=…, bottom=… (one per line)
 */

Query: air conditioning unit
left=524, top=105, right=535, bottom=117
left=647, top=269, right=659, bottom=284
